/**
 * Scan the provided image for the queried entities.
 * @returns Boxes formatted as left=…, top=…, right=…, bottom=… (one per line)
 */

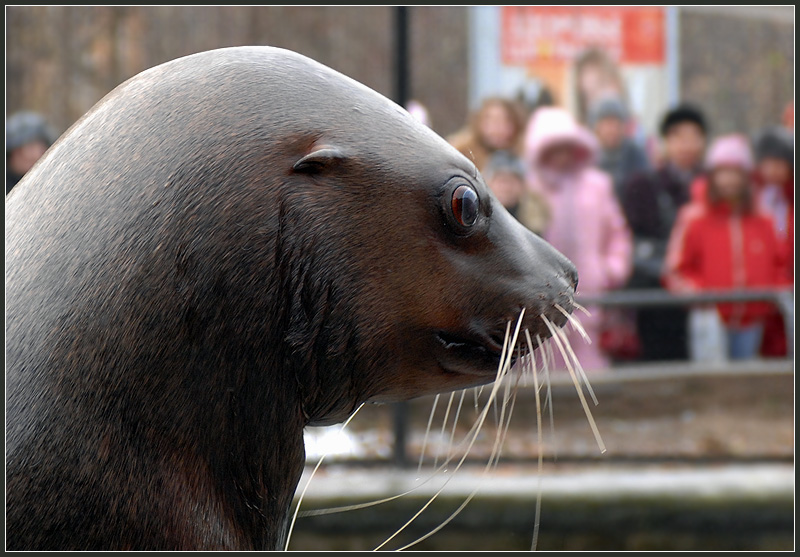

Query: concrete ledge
left=305, top=362, right=794, bottom=464
left=289, top=463, right=794, bottom=551
left=294, top=363, right=794, bottom=550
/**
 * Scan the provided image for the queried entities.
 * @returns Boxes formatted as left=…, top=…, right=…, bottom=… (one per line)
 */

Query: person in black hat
left=6, top=110, right=57, bottom=194
left=619, top=102, right=710, bottom=362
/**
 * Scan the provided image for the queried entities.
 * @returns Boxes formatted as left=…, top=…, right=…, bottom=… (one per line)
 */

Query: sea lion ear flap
left=293, top=146, right=347, bottom=174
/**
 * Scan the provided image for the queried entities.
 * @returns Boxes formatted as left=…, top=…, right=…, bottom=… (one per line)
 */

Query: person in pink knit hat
left=664, top=134, right=790, bottom=361
left=523, top=107, right=633, bottom=372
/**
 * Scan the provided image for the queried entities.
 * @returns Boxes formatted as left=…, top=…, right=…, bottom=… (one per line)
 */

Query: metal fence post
left=391, top=5, right=411, bottom=469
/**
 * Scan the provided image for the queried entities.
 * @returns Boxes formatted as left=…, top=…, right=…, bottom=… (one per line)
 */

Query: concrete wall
left=5, top=6, right=470, bottom=139
left=678, top=8, right=794, bottom=135
left=5, top=6, right=792, bottom=150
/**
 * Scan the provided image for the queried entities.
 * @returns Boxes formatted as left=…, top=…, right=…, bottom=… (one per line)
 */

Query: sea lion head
left=5, top=46, right=580, bottom=550
left=235, top=50, right=580, bottom=424
left=6, top=47, right=577, bottom=431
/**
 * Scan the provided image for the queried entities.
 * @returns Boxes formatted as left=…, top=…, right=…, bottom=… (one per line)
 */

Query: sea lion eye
left=451, top=184, right=479, bottom=227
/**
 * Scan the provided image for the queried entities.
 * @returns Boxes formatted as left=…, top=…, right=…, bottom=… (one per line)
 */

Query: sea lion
left=5, top=46, right=578, bottom=550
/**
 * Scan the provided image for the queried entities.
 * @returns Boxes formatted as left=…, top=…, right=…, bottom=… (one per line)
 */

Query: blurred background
left=5, top=6, right=794, bottom=140
left=6, top=5, right=794, bottom=552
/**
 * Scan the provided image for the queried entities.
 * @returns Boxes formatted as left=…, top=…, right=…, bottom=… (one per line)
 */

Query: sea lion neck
left=6, top=45, right=578, bottom=550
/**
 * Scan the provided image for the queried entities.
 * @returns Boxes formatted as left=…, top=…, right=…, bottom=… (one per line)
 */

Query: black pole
left=393, top=6, right=409, bottom=106
left=392, top=5, right=410, bottom=469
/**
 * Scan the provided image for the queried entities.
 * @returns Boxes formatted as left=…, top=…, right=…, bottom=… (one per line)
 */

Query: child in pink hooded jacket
left=524, top=107, right=633, bottom=372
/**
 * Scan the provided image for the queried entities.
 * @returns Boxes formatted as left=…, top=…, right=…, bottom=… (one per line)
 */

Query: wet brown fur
left=5, top=47, right=576, bottom=550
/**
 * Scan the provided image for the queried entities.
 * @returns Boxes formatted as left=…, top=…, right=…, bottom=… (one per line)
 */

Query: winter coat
left=664, top=198, right=788, bottom=327
left=621, top=163, right=703, bottom=288
left=596, top=136, right=651, bottom=203
left=688, top=172, right=794, bottom=282
left=524, top=107, right=633, bottom=371
left=525, top=107, right=632, bottom=295
left=754, top=173, right=794, bottom=284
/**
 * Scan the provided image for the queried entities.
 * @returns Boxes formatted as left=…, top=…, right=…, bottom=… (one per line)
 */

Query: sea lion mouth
left=434, top=329, right=529, bottom=377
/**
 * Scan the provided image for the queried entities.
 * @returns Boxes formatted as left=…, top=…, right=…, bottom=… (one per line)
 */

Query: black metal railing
left=577, top=287, right=794, bottom=355
left=390, top=286, right=794, bottom=467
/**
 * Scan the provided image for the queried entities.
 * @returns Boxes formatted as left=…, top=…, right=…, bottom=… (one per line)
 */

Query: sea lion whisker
left=403, top=311, right=528, bottom=548
left=490, top=361, right=514, bottom=469
left=284, top=403, right=365, bottom=550
left=524, top=330, right=545, bottom=551
left=392, top=470, right=485, bottom=550
left=392, top=337, right=522, bottom=551
left=392, top=414, right=506, bottom=550
left=537, top=334, right=557, bottom=463
left=470, top=319, right=510, bottom=470
left=520, top=351, right=531, bottom=388
left=554, top=303, right=592, bottom=345
left=491, top=361, right=523, bottom=471
left=550, top=315, right=599, bottom=407
left=492, top=384, right=501, bottom=427
left=541, top=316, right=606, bottom=454
left=572, top=300, right=592, bottom=317
left=505, top=308, right=526, bottom=376
left=297, top=408, right=478, bottom=519
left=490, top=319, right=518, bottom=452
left=537, top=335, right=553, bottom=410
left=296, top=431, right=471, bottom=518
left=446, top=389, right=467, bottom=461
left=373, top=370, right=505, bottom=550
left=417, top=393, right=440, bottom=475
left=301, top=324, right=523, bottom=524
left=433, top=391, right=456, bottom=470
left=374, top=312, right=525, bottom=551
left=536, top=334, right=558, bottom=462
left=476, top=384, right=486, bottom=402
left=493, top=345, right=526, bottom=472
left=298, top=386, right=498, bottom=519
left=491, top=320, right=513, bottom=427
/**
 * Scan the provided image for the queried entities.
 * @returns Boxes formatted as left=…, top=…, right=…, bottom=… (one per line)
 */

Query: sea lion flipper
left=292, top=146, right=347, bottom=173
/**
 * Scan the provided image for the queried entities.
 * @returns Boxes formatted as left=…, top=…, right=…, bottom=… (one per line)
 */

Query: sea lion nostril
left=545, top=248, right=578, bottom=291
left=563, top=260, right=579, bottom=291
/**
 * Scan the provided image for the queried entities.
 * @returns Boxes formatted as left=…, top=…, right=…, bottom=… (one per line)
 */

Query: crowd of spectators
left=443, top=57, right=793, bottom=372
left=7, top=48, right=793, bottom=373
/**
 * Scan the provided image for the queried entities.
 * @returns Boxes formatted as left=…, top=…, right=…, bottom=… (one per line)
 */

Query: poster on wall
left=501, top=6, right=665, bottom=66
left=496, top=5, right=668, bottom=135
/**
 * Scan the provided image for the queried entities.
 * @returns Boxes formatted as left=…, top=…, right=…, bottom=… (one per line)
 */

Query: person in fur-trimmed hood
left=524, top=106, right=632, bottom=372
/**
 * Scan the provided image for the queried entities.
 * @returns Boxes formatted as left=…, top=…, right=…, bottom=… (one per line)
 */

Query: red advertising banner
left=501, top=6, right=665, bottom=65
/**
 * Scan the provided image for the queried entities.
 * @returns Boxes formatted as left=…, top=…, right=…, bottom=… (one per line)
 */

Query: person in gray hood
left=6, top=110, right=57, bottom=194
left=588, top=96, right=651, bottom=203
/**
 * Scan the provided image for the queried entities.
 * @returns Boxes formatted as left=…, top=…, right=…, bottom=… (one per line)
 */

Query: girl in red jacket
left=664, top=135, right=788, bottom=361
